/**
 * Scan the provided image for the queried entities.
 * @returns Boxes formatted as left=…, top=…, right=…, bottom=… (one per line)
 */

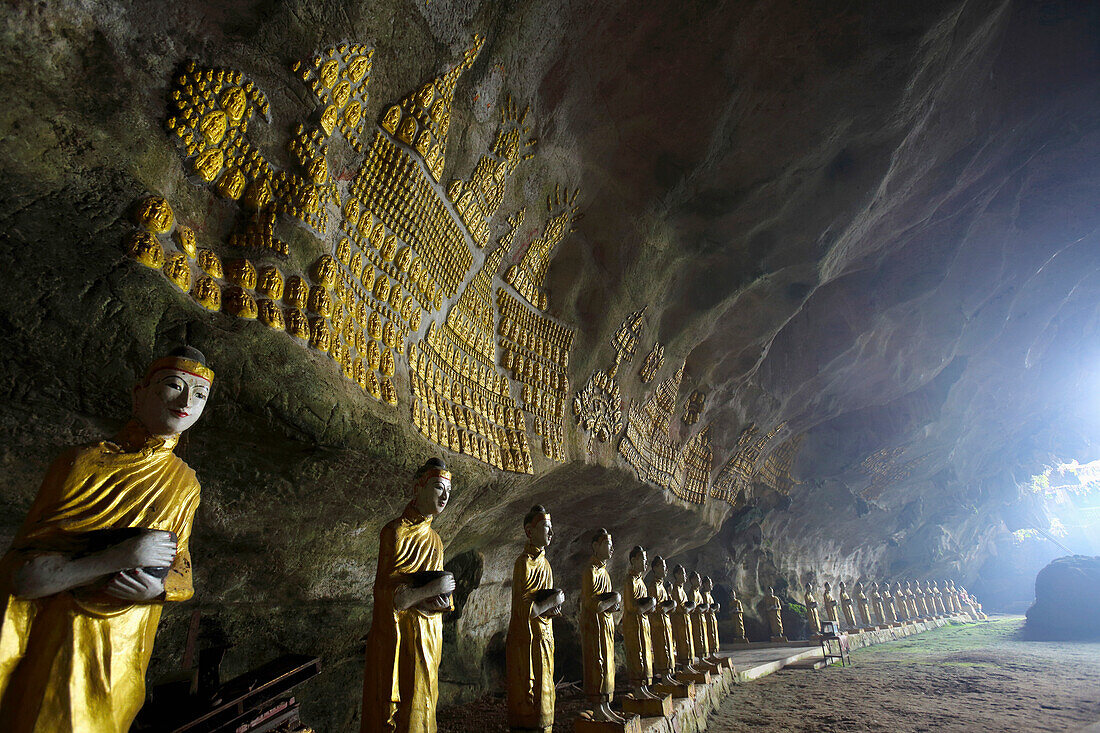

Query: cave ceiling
left=2, top=0, right=1100, bottom=721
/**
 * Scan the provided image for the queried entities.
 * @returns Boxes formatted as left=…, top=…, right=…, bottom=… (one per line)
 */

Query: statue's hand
left=107, top=531, right=177, bottom=572
left=419, top=594, right=451, bottom=612
left=552, top=589, right=566, bottom=607
left=105, top=568, right=165, bottom=602
left=427, top=575, right=457, bottom=597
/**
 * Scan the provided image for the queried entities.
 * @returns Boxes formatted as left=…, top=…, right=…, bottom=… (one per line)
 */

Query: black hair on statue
left=590, top=527, right=610, bottom=545
left=629, top=546, right=644, bottom=560
left=672, top=564, right=685, bottom=575
left=649, top=554, right=665, bottom=568
left=415, top=457, right=448, bottom=479
left=524, top=504, right=548, bottom=527
left=168, top=345, right=207, bottom=364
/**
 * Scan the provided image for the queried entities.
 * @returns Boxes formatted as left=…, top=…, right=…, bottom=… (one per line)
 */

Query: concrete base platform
left=621, top=694, right=673, bottom=718
left=619, top=613, right=977, bottom=733
left=576, top=714, right=642, bottom=733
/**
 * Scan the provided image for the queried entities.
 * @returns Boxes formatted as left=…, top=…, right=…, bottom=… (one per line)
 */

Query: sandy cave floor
left=437, top=618, right=1100, bottom=732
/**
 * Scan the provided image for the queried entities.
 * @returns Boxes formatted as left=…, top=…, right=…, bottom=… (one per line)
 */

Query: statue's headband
left=417, top=468, right=452, bottom=485
left=145, top=357, right=214, bottom=384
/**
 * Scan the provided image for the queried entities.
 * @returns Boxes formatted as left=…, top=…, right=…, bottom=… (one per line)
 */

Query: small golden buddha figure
left=506, top=505, right=562, bottom=733
left=197, top=249, right=223, bottom=279
left=362, top=459, right=455, bottom=733
left=191, top=276, right=221, bottom=311
left=163, top=252, right=191, bottom=291
left=729, top=589, right=747, bottom=642
left=766, top=587, right=786, bottom=641
left=226, top=258, right=257, bottom=290
left=579, top=528, right=623, bottom=724
left=839, top=581, right=857, bottom=630
left=286, top=308, right=309, bottom=340
left=224, top=286, right=258, bottom=319
left=855, top=582, right=872, bottom=628
left=646, top=556, right=680, bottom=683
left=622, top=546, right=659, bottom=701
left=135, top=195, right=174, bottom=233
left=0, top=347, right=212, bottom=731
left=174, top=225, right=197, bottom=259
left=822, top=581, right=839, bottom=625
left=285, top=276, right=308, bottom=309
left=127, top=231, right=165, bottom=269
left=258, top=299, right=285, bottom=330
left=804, top=582, right=822, bottom=635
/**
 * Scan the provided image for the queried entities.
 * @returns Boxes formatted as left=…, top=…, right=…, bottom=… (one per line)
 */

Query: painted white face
left=133, top=369, right=211, bottom=437
left=415, top=476, right=451, bottom=516
left=593, top=533, right=613, bottom=562
left=527, top=517, right=553, bottom=548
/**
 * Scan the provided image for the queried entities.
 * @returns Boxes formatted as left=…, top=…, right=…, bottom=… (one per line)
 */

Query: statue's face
left=652, top=558, right=666, bottom=579
left=593, top=532, right=613, bottom=562
left=133, top=368, right=210, bottom=437
left=630, top=548, right=647, bottom=573
left=703, top=577, right=713, bottom=592
left=414, top=475, right=451, bottom=517
left=526, top=516, right=553, bottom=548
left=689, top=573, right=700, bottom=589
left=673, top=567, right=686, bottom=584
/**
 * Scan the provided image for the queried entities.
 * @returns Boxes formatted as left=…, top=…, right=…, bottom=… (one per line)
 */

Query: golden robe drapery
left=730, top=599, right=746, bottom=640
left=647, top=578, right=676, bottom=674
left=362, top=502, right=452, bottom=733
left=0, top=421, right=200, bottom=733
left=580, top=557, right=614, bottom=700
left=622, top=572, right=652, bottom=686
left=505, top=544, right=554, bottom=731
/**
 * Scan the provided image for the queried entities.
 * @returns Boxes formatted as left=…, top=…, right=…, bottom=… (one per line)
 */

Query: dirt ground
left=713, top=617, right=1100, bottom=732
left=439, top=618, right=1100, bottom=732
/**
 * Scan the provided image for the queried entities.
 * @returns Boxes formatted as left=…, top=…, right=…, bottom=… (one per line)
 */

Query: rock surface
left=1, top=0, right=1099, bottom=730
left=1025, top=555, right=1100, bottom=640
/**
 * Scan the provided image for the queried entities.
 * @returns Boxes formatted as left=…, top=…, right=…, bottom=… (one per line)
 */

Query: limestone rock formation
left=1025, top=555, right=1100, bottom=641
left=1, top=0, right=1099, bottom=729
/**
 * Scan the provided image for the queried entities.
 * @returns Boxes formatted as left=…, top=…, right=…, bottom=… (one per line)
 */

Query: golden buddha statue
left=622, top=547, right=658, bottom=701
left=943, top=580, right=959, bottom=614
left=646, top=556, right=679, bottom=683
left=839, top=581, right=857, bottom=630
left=882, top=582, right=898, bottom=623
left=766, top=587, right=786, bottom=641
left=362, top=459, right=456, bottom=733
left=506, top=506, right=562, bottom=733
left=892, top=582, right=907, bottom=622
left=729, top=589, right=747, bottom=642
left=930, top=581, right=946, bottom=616
left=869, top=582, right=885, bottom=626
left=579, top=528, right=623, bottom=724
left=0, top=346, right=213, bottom=732
left=855, top=582, right=872, bottom=628
left=701, top=576, right=721, bottom=658
left=687, top=571, right=720, bottom=673
left=669, top=565, right=697, bottom=668
left=804, top=582, right=821, bottom=635
left=822, top=581, right=839, bottom=625
left=904, top=580, right=919, bottom=619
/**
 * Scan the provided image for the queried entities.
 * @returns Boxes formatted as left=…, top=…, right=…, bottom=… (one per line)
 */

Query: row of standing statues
left=0, top=349, right=984, bottom=733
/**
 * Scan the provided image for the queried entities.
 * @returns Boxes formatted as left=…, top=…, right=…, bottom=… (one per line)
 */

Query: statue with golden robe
left=669, top=565, right=697, bottom=667
left=0, top=346, right=212, bottom=732
left=687, top=572, right=717, bottom=668
left=579, top=528, right=623, bottom=724
left=766, top=587, right=786, bottom=642
left=839, top=581, right=857, bottom=630
left=506, top=505, right=563, bottom=733
left=701, top=577, right=722, bottom=659
left=855, top=582, right=872, bottom=628
left=729, top=589, right=747, bottom=642
left=646, top=556, right=679, bottom=683
left=804, top=582, right=821, bottom=635
left=869, top=582, right=885, bottom=626
left=822, top=581, right=839, bottom=626
left=622, top=546, right=657, bottom=700
left=362, top=458, right=456, bottom=733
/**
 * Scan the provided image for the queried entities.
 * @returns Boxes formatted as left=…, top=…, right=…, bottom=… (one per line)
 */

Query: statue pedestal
left=575, top=714, right=642, bottom=733
left=676, top=668, right=711, bottom=684
left=729, top=637, right=749, bottom=644
left=652, top=681, right=695, bottom=699
left=770, top=635, right=788, bottom=642
left=622, top=694, right=674, bottom=718
left=694, top=659, right=721, bottom=674
left=707, top=655, right=733, bottom=670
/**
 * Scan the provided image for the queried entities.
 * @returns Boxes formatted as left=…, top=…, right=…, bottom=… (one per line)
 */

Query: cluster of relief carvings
left=127, top=37, right=581, bottom=473
left=126, top=37, right=816, bottom=495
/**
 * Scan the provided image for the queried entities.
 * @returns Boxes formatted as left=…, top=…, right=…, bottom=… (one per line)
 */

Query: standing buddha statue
left=506, top=505, right=563, bottom=733
left=804, top=582, right=822, bottom=635
left=729, top=589, right=748, bottom=642
left=579, top=528, right=623, bottom=724
left=622, top=546, right=658, bottom=701
left=0, top=347, right=213, bottom=732
left=766, top=587, right=786, bottom=642
left=646, top=556, right=679, bottom=683
left=822, top=581, right=839, bottom=626
left=362, top=458, right=456, bottom=733
left=839, top=581, right=858, bottom=630
left=855, top=582, right=872, bottom=629
left=701, top=576, right=723, bottom=660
